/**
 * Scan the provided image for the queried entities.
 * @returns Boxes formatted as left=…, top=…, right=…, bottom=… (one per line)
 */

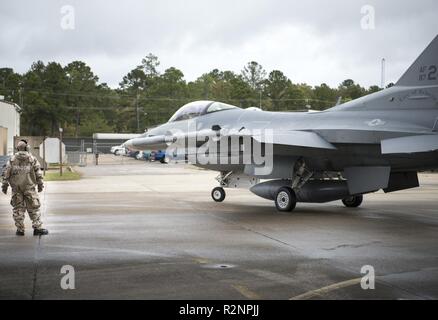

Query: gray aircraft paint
left=125, top=35, right=438, bottom=203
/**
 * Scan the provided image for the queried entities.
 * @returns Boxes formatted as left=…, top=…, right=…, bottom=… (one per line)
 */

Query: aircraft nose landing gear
left=211, top=172, right=259, bottom=203
left=211, top=187, right=226, bottom=202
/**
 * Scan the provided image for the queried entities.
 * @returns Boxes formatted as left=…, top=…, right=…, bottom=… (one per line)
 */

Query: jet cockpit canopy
left=168, top=101, right=238, bottom=122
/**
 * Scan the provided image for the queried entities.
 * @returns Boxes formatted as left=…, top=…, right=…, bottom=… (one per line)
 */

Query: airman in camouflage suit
left=1, top=140, right=49, bottom=236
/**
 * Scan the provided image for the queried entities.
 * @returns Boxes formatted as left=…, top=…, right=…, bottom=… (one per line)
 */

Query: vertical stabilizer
left=396, top=36, right=438, bottom=87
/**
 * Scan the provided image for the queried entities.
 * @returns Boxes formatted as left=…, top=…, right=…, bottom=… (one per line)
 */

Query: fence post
left=59, top=128, right=63, bottom=176
left=42, top=136, right=46, bottom=176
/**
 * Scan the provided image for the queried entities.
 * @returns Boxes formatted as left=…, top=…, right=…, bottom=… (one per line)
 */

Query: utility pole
left=143, top=112, right=148, bottom=131
left=18, top=83, right=23, bottom=107
left=136, top=90, right=140, bottom=133
left=381, top=58, right=386, bottom=89
left=75, top=105, right=80, bottom=138
left=259, top=90, right=262, bottom=110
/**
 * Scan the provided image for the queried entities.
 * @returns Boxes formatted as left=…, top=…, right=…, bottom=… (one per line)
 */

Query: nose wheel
left=275, top=187, right=297, bottom=212
left=211, top=187, right=226, bottom=202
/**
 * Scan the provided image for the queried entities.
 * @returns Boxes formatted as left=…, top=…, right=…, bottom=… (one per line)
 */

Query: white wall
left=0, top=101, right=21, bottom=155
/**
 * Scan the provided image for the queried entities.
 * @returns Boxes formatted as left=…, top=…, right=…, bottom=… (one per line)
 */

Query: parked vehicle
left=112, top=145, right=126, bottom=155
left=141, top=150, right=152, bottom=161
left=150, top=150, right=168, bottom=163
left=127, top=150, right=139, bottom=158
left=136, top=151, right=143, bottom=160
left=114, top=148, right=127, bottom=156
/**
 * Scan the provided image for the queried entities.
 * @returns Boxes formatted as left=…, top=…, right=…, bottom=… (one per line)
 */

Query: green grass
left=44, top=170, right=81, bottom=181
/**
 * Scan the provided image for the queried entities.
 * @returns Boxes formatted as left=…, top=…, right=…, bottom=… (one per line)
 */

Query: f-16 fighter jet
left=125, top=36, right=438, bottom=212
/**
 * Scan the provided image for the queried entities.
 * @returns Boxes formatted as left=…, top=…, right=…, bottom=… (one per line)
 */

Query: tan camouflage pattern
left=2, top=151, right=44, bottom=232
left=11, top=189, right=42, bottom=231
left=2, top=151, right=44, bottom=189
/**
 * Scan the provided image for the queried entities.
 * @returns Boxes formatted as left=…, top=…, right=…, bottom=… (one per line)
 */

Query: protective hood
left=15, top=151, right=31, bottom=161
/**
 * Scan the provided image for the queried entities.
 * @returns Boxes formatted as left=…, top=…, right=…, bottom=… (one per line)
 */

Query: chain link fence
left=65, top=151, right=88, bottom=166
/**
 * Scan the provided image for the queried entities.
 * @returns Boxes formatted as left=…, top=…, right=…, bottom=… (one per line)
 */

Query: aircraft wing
left=381, top=135, right=438, bottom=154
left=126, top=129, right=336, bottom=152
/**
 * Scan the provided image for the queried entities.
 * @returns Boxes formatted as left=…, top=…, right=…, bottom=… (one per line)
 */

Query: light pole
left=381, top=58, right=386, bottom=89
left=59, top=127, right=63, bottom=176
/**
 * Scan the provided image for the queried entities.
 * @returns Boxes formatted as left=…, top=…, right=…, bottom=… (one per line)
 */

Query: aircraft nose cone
left=124, top=139, right=133, bottom=149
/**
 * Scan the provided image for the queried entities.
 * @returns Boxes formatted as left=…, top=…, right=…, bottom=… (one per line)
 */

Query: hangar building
left=0, top=99, right=21, bottom=155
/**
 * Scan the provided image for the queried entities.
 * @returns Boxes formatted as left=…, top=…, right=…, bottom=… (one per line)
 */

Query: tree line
left=0, top=54, right=392, bottom=137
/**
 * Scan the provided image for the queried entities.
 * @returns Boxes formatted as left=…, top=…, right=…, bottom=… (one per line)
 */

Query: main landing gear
left=210, top=167, right=364, bottom=212
left=274, top=187, right=297, bottom=212
left=342, top=195, right=363, bottom=208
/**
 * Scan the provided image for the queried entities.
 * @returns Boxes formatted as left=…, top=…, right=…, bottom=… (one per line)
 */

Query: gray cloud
left=1, top=0, right=437, bottom=88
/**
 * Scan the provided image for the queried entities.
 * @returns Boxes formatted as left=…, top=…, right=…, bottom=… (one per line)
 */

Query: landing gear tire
left=275, top=187, right=297, bottom=212
left=342, top=195, right=363, bottom=208
left=212, top=187, right=226, bottom=202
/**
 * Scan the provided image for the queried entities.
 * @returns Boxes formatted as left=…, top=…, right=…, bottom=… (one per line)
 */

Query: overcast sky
left=1, top=0, right=437, bottom=88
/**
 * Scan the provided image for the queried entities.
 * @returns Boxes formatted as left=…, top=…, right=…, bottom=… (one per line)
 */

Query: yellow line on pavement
left=289, top=277, right=362, bottom=300
left=194, top=258, right=211, bottom=264
left=231, top=284, right=262, bottom=300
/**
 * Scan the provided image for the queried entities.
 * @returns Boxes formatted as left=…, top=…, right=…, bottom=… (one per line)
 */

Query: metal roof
left=0, top=100, right=21, bottom=113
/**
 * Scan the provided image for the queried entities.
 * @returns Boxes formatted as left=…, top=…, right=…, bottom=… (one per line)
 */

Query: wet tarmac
left=1, top=155, right=438, bottom=299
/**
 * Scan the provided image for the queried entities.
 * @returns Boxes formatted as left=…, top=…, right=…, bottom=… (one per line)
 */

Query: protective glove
left=37, top=184, right=44, bottom=193
left=1, top=184, right=8, bottom=195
